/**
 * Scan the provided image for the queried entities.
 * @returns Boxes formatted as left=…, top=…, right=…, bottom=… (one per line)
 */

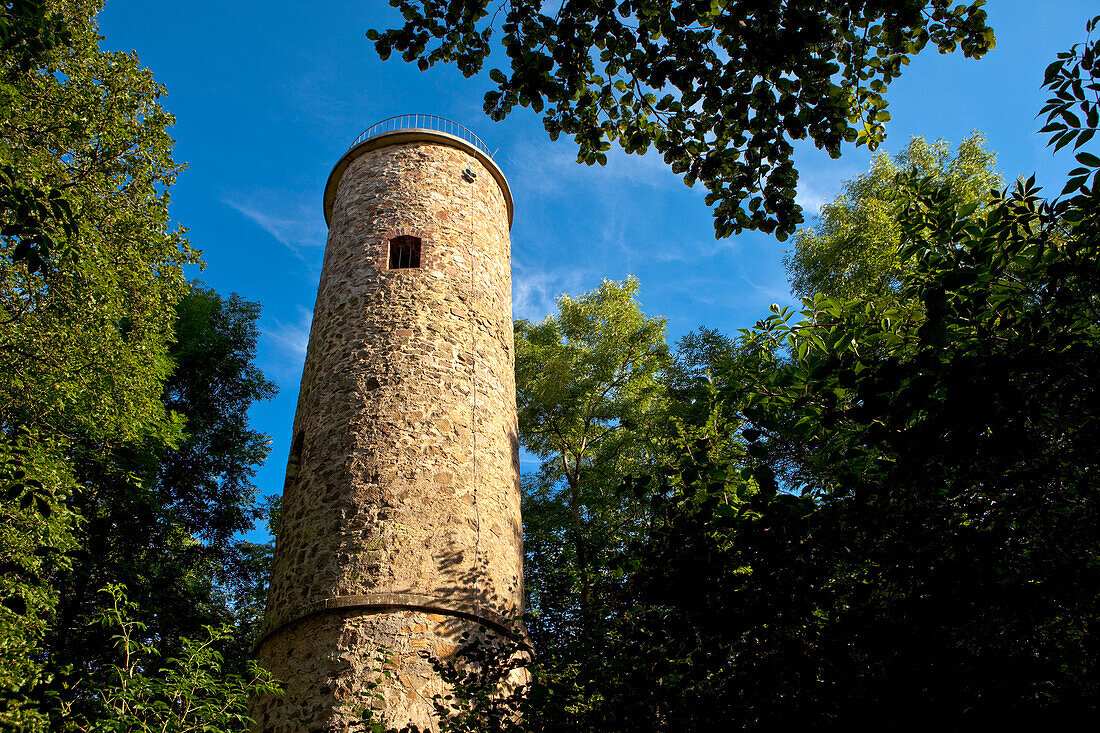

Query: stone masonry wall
left=251, top=138, right=521, bottom=733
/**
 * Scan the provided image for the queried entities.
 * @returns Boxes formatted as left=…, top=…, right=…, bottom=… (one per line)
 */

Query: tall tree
left=508, top=19, right=1100, bottom=728
left=50, top=284, right=276, bottom=686
left=786, top=132, right=1001, bottom=302
left=515, top=278, right=668, bottom=723
left=369, top=1, right=995, bottom=238
left=0, top=3, right=280, bottom=728
left=598, top=18, right=1100, bottom=729
left=1, top=1, right=195, bottom=727
left=0, top=0, right=194, bottom=444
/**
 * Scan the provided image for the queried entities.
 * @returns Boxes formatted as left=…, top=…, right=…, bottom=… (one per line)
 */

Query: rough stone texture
left=251, top=136, right=522, bottom=732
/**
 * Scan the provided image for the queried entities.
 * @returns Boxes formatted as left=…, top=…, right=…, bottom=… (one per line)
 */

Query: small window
left=389, top=236, right=421, bottom=269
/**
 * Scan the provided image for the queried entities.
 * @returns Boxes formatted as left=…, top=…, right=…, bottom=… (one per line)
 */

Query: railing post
left=347, top=115, right=494, bottom=160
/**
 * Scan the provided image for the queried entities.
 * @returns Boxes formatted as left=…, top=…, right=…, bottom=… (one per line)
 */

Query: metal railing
left=349, top=114, right=496, bottom=159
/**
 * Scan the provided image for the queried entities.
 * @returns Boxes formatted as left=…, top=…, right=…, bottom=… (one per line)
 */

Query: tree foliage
left=58, top=585, right=280, bottom=733
left=7, top=0, right=1099, bottom=731
left=369, top=0, right=995, bottom=238
left=786, top=132, right=1001, bottom=301
left=0, top=435, right=79, bottom=731
left=0, top=3, right=276, bottom=729
left=514, top=277, right=668, bottom=720
left=490, top=17, right=1100, bottom=729
left=0, top=1, right=199, bottom=726
left=1, top=0, right=195, bottom=444
left=51, top=285, right=276, bottom=685
left=586, top=17, right=1100, bottom=728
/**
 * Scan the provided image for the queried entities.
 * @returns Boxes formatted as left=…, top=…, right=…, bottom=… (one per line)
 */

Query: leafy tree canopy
left=1, top=1, right=198, bottom=727
left=0, top=3, right=276, bottom=728
left=517, top=274, right=664, bottom=651
left=495, top=16, right=1100, bottom=727
left=1, top=0, right=195, bottom=446
left=515, top=277, right=668, bottom=716
left=51, top=285, right=276, bottom=686
left=0, top=435, right=79, bottom=732
left=516, top=276, right=668, bottom=476
left=369, top=0, right=995, bottom=238
left=786, top=132, right=1001, bottom=302
left=598, top=17, right=1100, bottom=727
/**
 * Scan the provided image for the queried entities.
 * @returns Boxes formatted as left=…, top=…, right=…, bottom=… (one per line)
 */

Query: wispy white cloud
left=507, top=137, right=680, bottom=196
left=511, top=260, right=591, bottom=322
left=650, top=233, right=736, bottom=263
left=738, top=264, right=795, bottom=304
left=792, top=142, right=871, bottom=218
left=794, top=164, right=852, bottom=217
left=507, top=133, right=697, bottom=269
left=599, top=207, right=632, bottom=259
left=262, top=306, right=313, bottom=383
left=285, top=72, right=354, bottom=129
left=795, top=181, right=834, bottom=217
left=222, top=190, right=327, bottom=259
left=267, top=306, right=313, bottom=357
left=275, top=42, right=366, bottom=131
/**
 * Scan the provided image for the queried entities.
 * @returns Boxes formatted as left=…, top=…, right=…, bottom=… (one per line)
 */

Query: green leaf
left=1074, top=151, right=1100, bottom=167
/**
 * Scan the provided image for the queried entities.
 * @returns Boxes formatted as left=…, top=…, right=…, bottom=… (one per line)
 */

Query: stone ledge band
left=254, top=593, right=523, bottom=652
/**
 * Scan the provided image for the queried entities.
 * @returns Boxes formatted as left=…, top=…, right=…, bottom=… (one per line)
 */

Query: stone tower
left=251, top=116, right=523, bottom=732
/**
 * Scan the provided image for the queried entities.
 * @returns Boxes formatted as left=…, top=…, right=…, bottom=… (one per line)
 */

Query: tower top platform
left=323, top=114, right=513, bottom=228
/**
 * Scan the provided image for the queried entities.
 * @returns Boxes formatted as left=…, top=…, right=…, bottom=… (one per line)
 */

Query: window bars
left=389, top=236, right=421, bottom=269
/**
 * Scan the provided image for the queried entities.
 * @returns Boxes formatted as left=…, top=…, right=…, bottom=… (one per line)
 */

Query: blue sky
left=97, top=0, right=1097, bottom=525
